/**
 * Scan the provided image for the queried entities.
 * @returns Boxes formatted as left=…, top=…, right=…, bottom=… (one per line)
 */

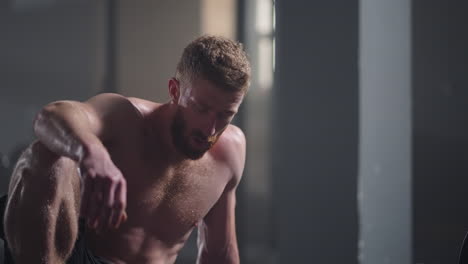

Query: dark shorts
left=0, top=195, right=112, bottom=264
left=66, top=219, right=114, bottom=264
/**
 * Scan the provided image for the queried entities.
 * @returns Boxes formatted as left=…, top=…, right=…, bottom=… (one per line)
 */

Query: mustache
left=192, top=131, right=217, bottom=143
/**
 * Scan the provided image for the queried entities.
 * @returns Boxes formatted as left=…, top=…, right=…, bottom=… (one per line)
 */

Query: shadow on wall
left=0, top=143, right=29, bottom=195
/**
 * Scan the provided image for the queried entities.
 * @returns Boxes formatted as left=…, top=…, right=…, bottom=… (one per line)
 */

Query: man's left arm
left=196, top=127, right=246, bottom=264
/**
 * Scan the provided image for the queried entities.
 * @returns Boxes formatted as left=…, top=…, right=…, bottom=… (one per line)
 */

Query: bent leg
left=3, top=141, right=81, bottom=264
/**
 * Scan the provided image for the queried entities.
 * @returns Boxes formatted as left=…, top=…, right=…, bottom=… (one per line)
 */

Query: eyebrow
left=191, top=97, right=237, bottom=115
left=190, top=97, right=206, bottom=107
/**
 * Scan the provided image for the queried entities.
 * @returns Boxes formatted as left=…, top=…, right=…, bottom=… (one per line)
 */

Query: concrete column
left=358, top=1, right=412, bottom=263
left=273, top=1, right=359, bottom=263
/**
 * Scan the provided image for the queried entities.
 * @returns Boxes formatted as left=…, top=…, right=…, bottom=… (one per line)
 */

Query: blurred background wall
left=273, top=0, right=359, bottom=263
left=0, top=1, right=107, bottom=193
left=413, top=0, right=468, bottom=263
left=1, top=0, right=468, bottom=264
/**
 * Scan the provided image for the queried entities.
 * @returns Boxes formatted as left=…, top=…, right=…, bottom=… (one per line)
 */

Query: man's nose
left=201, top=115, right=217, bottom=137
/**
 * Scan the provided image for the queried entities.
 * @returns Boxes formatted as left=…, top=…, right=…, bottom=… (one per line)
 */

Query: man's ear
left=168, top=78, right=180, bottom=103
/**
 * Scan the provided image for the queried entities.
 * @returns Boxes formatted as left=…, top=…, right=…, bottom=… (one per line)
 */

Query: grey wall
left=358, top=1, right=412, bottom=264
left=116, top=0, right=202, bottom=102
left=358, top=1, right=468, bottom=263
left=0, top=2, right=107, bottom=194
left=273, top=0, right=359, bottom=263
left=413, top=0, right=468, bottom=263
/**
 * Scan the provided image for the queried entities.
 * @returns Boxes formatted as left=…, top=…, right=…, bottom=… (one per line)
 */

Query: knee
left=10, top=141, right=58, bottom=184
left=15, top=141, right=78, bottom=187
left=28, top=140, right=61, bottom=172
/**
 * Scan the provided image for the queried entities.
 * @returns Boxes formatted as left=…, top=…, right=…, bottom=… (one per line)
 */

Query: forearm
left=33, top=101, right=103, bottom=162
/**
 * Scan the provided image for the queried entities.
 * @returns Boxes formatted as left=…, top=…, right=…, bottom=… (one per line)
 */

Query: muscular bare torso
left=85, top=99, right=234, bottom=264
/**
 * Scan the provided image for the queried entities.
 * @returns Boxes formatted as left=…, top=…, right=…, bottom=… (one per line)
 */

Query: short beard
left=171, top=109, right=213, bottom=160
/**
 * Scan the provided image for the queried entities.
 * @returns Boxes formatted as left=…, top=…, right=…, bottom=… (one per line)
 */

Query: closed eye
left=218, top=112, right=235, bottom=120
left=191, top=100, right=209, bottom=113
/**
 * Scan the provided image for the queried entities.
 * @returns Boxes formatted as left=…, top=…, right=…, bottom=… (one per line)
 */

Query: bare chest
left=107, top=142, right=230, bottom=243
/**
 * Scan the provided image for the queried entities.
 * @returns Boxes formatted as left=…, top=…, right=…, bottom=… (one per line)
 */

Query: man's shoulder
left=87, top=93, right=162, bottom=114
left=211, top=125, right=246, bottom=182
left=127, top=97, right=163, bottom=116
left=85, top=93, right=165, bottom=137
left=214, top=124, right=246, bottom=153
left=222, top=125, right=246, bottom=149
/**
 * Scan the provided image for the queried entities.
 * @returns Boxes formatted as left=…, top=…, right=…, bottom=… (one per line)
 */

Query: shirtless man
left=3, top=35, right=250, bottom=264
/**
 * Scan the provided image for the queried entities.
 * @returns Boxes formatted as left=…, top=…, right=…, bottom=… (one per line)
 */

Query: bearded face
left=168, top=78, right=244, bottom=160
left=171, top=108, right=224, bottom=160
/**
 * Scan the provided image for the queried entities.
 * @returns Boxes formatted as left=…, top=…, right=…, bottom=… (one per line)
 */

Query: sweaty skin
left=5, top=77, right=246, bottom=264
left=87, top=97, right=244, bottom=264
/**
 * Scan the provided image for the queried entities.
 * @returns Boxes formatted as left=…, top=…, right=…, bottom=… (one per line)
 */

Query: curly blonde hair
left=175, top=35, right=251, bottom=94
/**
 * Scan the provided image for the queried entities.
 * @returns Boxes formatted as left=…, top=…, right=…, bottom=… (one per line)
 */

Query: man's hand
left=79, top=145, right=127, bottom=232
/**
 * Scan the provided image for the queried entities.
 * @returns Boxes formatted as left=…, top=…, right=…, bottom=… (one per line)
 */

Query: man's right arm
left=33, top=93, right=136, bottom=230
